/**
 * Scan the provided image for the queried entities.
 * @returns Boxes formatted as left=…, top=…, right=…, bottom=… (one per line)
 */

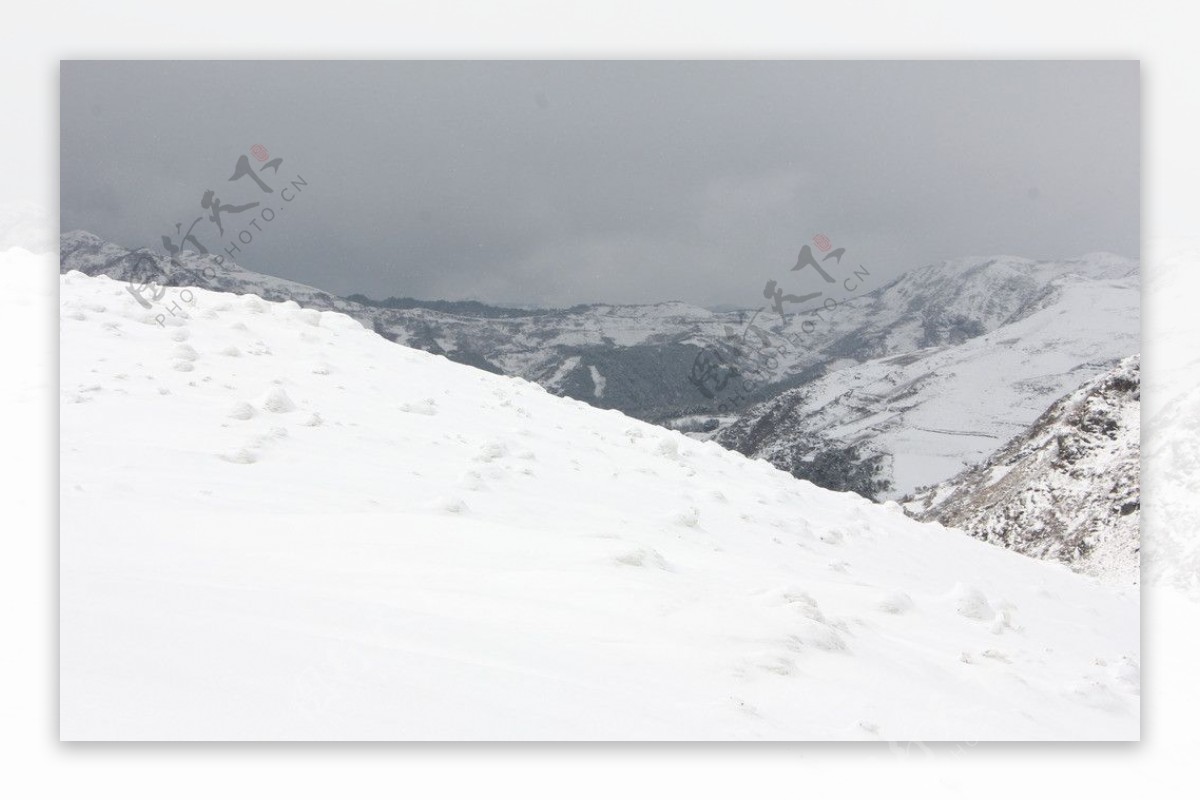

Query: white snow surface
left=58, top=266, right=1139, bottom=740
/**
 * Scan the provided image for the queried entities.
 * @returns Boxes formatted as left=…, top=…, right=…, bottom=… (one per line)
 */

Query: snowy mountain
left=903, top=357, right=1140, bottom=586
left=713, top=256, right=1139, bottom=499
left=59, top=230, right=738, bottom=421
left=55, top=259, right=1139, bottom=740
left=58, top=234, right=1139, bottom=451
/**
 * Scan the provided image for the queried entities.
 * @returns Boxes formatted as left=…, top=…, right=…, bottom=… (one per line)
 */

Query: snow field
left=58, top=267, right=1139, bottom=740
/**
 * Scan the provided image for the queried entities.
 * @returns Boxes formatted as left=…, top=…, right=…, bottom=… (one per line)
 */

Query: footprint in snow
left=877, top=592, right=914, bottom=614
left=748, top=653, right=796, bottom=677
left=1065, top=678, right=1129, bottom=713
left=818, top=529, right=845, bottom=545
left=399, top=399, right=437, bottom=416
left=614, top=547, right=669, bottom=570
left=434, top=496, right=470, bottom=514
left=783, top=619, right=849, bottom=654
left=730, top=697, right=760, bottom=717
left=459, top=470, right=486, bottom=491
left=947, top=582, right=995, bottom=621
left=1109, top=657, right=1140, bottom=692
left=673, top=507, right=700, bottom=527
left=172, top=344, right=198, bottom=362
left=474, top=441, right=508, bottom=463
left=219, top=447, right=259, bottom=465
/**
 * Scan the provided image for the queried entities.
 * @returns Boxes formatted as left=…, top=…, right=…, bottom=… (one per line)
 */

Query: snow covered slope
left=904, top=357, right=1140, bottom=586
left=58, top=265, right=1139, bottom=741
left=714, top=261, right=1139, bottom=499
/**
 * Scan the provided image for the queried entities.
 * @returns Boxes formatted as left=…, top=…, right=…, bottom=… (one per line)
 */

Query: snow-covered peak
left=714, top=254, right=1139, bottom=499
left=862, top=253, right=1137, bottom=339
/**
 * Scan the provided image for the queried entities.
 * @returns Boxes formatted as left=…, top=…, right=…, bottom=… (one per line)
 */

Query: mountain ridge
left=711, top=258, right=1139, bottom=499
left=60, top=231, right=1139, bottom=497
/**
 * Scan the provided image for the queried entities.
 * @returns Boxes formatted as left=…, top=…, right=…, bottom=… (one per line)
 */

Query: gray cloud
left=61, top=60, right=1138, bottom=307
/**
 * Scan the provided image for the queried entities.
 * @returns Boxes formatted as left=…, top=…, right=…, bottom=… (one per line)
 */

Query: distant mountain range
left=60, top=231, right=1139, bottom=504
left=61, top=230, right=741, bottom=420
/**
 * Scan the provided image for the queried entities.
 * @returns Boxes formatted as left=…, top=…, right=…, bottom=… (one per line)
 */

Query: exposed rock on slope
left=904, top=356, right=1140, bottom=586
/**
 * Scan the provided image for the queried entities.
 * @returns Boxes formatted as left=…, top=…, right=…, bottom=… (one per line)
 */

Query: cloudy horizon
left=61, top=60, right=1138, bottom=308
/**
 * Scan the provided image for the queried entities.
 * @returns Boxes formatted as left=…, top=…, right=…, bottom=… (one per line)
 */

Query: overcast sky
left=61, top=60, right=1138, bottom=308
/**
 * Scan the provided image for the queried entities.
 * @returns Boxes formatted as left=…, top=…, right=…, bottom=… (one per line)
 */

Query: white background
left=4, top=1, right=1199, bottom=798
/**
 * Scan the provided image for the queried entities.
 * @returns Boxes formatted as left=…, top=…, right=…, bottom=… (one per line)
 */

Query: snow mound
left=948, top=582, right=996, bottom=621
left=228, top=401, right=256, bottom=420
left=257, top=386, right=297, bottom=413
